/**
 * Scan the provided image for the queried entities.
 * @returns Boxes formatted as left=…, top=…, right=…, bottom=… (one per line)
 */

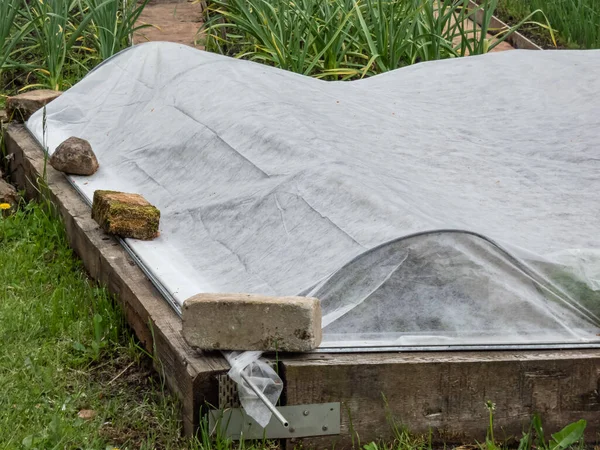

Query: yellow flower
left=0, top=203, right=11, bottom=210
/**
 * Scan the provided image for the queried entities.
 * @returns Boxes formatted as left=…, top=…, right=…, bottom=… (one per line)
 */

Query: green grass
left=0, top=201, right=191, bottom=448
left=495, top=0, right=600, bottom=48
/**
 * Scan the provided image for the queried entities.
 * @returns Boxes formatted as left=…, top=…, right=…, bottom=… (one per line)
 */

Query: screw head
left=289, top=427, right=296, bottom=433
left=303, top=410, right=309, bottom=416
left=322, top=425, right=328, bottom=431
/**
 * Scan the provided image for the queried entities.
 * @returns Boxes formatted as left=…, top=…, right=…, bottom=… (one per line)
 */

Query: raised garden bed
left=6, top=123, right=600, bottom=447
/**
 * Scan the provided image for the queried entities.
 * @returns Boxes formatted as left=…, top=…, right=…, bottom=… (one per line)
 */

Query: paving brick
left=182, top=293, right=322, bottom=352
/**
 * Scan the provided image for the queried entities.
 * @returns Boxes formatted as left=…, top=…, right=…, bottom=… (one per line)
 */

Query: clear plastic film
left=312, top=230, right=600, bottom=348
left=26, top=42, right=600, bottom=425
left=223, top=351, right=282, bottom=428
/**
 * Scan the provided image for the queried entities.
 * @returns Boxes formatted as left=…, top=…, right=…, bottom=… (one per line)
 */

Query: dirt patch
left=83, top=353, right=186, bottom=449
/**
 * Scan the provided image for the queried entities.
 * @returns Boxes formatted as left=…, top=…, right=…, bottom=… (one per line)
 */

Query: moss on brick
left=92, top=190, right=160, bottom=240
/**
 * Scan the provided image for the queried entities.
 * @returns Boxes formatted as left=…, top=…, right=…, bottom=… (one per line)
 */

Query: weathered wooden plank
left=282, top=351, right=600, bottom=448
left=5, top=124, right=229, bottom=436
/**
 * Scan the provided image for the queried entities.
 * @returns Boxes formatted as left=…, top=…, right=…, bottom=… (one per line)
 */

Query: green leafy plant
left=482, top=400, right=587, bottom=450
left=531, top=413, right=586, bottom=450
left=497, top=0, right=600, bottom=49
left=23, top=0, right=101, bottom=90
left=1, top=0, right=150, bottom=93
left=484, top=400, right=500, bottom=450
left=0, top=0, right=32, bottom=78
left=72, top=313, right=109, bottom=361
left=84, top=0, right=151, bottom=60
left=201, top=0, right=556, bottom=79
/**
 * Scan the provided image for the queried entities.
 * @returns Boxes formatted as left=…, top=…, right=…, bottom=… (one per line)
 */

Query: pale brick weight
left=6, top=90, right=62, bottom=122
left=182, top=293, right=322, bottom=352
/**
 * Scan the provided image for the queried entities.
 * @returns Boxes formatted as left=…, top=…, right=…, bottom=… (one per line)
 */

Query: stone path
left=133, top=0, right=203, bottom=48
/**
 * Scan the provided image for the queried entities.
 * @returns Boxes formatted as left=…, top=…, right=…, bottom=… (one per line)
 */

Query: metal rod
left=240, top=372, right=289, bottom=428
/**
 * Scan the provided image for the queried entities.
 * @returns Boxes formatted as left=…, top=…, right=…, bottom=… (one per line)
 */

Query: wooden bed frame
left=6, top=124, right=600, bottom=447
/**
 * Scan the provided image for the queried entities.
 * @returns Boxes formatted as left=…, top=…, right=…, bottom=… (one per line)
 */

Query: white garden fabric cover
left=27, top=42, right=600, bottom=425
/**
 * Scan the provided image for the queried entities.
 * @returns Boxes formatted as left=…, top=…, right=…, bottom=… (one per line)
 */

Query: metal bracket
left=209, top=402, right=341, bottom=440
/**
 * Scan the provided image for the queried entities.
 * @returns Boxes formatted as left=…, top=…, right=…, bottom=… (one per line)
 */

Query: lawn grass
left=495, top=0, right=600, bottom=48
left=0, top=201, right=188, bottom=448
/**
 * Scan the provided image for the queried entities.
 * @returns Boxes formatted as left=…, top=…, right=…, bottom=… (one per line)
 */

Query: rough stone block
left=92, top=190, right=160, bottom=240
left=182, top=293, right=322, bottom=352
left=6, top=90, right=62, bottom=122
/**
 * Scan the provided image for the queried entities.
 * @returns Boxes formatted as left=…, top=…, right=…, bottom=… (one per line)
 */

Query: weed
left=480, top=400, right=587, bottom=450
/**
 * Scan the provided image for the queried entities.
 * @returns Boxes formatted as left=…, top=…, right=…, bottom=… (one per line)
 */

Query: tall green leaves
left=0, top=0, right=30, bottom=78
left=25, top=0, right=98, bottom=90
left=85, top=0, right=151, bottom=61
left=499, top=0, right=599, bottom=49
left=202, top=0, right=357, bottom=76
left=2, top=0, right=149, bottom=91
left=201, top=0, right=549, bottom=79
left=485, top=404, right=586, bottom=450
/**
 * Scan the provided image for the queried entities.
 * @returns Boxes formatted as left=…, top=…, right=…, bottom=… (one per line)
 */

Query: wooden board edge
left=280, top=350, right=600, bottom=448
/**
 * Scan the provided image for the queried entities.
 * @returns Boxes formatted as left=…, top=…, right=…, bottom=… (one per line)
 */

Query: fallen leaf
left=78, top=409, right=97, bottom=420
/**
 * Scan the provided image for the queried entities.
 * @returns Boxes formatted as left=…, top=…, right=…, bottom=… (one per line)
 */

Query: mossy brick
left=92, top=190, right=160, bottom=240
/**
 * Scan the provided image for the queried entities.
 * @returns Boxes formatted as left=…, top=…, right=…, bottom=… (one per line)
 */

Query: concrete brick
left=182, top=293, right=322, bottom=352
left=6, top=90, right=62, bottom=122
left=92, top=190, right=160, bottom=240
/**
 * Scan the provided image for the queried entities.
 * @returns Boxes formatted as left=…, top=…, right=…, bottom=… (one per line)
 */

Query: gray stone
left=182, top=293, right=322, bottom=352
left=50, top=137, right=99, bottom=176
left=6, top=89, right=61, bottom=122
